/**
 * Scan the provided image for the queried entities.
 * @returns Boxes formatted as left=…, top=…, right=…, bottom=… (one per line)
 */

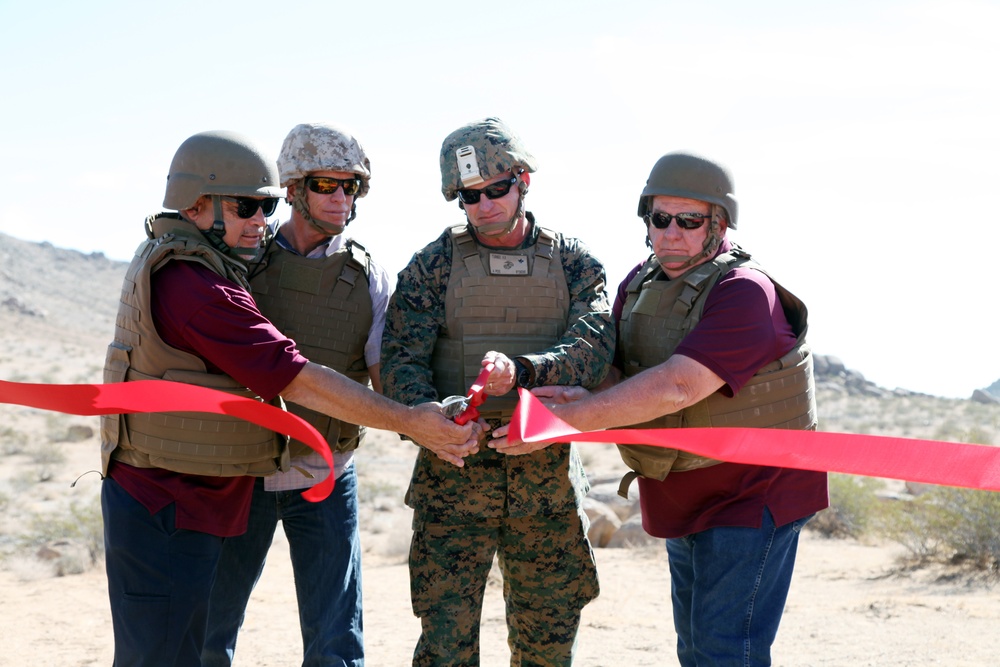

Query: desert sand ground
left=2, top=422, right=1000, bottom=667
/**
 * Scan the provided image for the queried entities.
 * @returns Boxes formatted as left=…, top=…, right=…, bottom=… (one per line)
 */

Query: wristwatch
left=513, top=358, right=533, bottom=389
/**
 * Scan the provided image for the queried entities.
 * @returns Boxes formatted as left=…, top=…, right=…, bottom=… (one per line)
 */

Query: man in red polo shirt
left=493, top=151, right=828, bottom=666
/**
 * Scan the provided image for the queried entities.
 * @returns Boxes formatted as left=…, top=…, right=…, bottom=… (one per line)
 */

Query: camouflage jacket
left=381, top=216, right=615, bottom=519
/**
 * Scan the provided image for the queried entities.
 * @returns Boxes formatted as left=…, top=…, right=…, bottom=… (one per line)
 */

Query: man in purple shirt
left=493, top=152, right=827, bottom=666
left=100, top=130, right=478, bottom=667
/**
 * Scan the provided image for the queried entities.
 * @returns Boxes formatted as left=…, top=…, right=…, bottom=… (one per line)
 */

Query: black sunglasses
left=223, top=196, right=279, bottom=219
left=644, top=211, right=710, bottom=231
left=456, top=175, right=518, bottom=205
left=306, top=176, right=362, bottom=197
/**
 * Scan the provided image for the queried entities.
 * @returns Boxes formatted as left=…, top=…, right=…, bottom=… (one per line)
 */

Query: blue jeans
left=203, top=467, right=363, bottom=667
left=102, top=475, right=225, bottom=667
left=665, top=509, right=812, bottom=667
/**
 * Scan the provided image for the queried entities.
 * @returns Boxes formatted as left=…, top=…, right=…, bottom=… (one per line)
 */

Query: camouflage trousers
left=409, top=509, right=599, bottom=667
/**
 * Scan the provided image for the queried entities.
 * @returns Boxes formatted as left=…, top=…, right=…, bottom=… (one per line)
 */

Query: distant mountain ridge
left=987, top=379, right=1000, bottom=399
left=1, top=231, right=997, bottom=401
left=0, top=232, right=127, bottom=344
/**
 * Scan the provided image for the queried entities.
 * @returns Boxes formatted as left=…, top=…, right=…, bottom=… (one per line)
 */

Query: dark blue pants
left=102, top=475, right=224, bottom=667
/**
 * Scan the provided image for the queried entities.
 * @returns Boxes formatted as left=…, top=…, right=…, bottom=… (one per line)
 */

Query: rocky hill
left=1, top=232, right=128, bottom=386
left=987, top=378, right=1000, bottom=400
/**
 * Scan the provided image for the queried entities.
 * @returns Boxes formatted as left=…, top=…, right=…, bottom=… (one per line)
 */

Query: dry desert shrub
left=808, top=473, right=885, bottom=540
left=876, top=486, right=1000, bottom=571
left=20, top=497, right=104, bottom=572
left=811, top=472, right=1000, bottom=573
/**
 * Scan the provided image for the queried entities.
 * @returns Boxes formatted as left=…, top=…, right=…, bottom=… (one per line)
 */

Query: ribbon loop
left=0, top=379, right=335, bottom=501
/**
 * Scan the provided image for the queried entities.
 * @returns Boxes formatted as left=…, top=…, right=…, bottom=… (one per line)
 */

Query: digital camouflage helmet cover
left=277, top=122, right=372, bottom=233
left=439, top=117, right=538, bottom=202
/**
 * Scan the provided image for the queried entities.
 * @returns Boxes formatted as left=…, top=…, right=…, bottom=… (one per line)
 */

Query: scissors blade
left=439, top=395, right=470, bottom=419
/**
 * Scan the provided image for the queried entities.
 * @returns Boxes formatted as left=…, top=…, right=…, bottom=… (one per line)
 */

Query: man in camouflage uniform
left=381, top=117, right=614, bottom=666
left=204, top=123, right=386, bottom=666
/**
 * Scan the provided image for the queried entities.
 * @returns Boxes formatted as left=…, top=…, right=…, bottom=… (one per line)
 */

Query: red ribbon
left=0, top=379, right=334, bottom=501
left=509, top=388, right=1000, bottom=492
left=454, top=362, right=495, bottom=425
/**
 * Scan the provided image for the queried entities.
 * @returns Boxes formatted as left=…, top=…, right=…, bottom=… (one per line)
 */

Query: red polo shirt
left=613, top=241, right=829, bottom=539
left=108, top=260, right=308, bottom=537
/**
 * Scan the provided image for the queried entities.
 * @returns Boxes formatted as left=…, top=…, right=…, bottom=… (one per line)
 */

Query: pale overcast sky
left=2, top=0, right=998, bottom=397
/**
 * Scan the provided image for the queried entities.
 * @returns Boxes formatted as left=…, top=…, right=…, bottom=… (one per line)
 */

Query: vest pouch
left=616, top=441, right=722, bottom=499
left=617, top=444, right=679, bottom=482
left=100, top=341, right=133, bottom=474
left=118, top=367, right=288, bottom=477
left=691, top=343, right=816, bottom=430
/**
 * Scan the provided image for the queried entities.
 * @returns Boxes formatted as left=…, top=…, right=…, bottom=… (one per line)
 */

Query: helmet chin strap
left=291, top=180, right=355, bottom=237
left=200, top=196, right=259, bottom=263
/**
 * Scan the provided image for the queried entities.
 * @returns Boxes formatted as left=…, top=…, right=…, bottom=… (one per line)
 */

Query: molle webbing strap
left=347, top=239, right=372, bottom=279
left=331, top=239, right=372, bottom=308
left=332, top=259, right=359, bottom=301
left=533, top=228, right=555, bottom=276
left=455, top=226, right=487, bottom=278
left=672, top=261, right=719, bottom=323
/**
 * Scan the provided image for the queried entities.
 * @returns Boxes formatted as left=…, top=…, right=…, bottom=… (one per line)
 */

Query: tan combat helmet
left=637, top=151, right=738, bottom=229
left=162, top=131, right=282, bottom=260
left=276, top=122, right=372, bottom=234
left=164, top=130, right=283, bottom=210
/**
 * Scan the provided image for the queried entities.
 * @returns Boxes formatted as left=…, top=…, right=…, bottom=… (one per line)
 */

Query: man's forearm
left=557, top=355, right=725, bottom=431
left=283, top=361, right=411, bottom=434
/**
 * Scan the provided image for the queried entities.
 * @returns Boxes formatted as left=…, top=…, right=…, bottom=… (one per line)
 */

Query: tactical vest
left=616, top=246, right=816, bottom=498
left=249, top=233, right=373, bottom=454
left=100, top=213, right=288, bottom=477
left=431, top=225, right=570, bottom=419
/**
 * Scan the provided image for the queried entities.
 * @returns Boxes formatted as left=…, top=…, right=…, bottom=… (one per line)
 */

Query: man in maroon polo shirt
left=100, top=130, right=478, bottom=667
left=493, top=151, right=828, bottom=666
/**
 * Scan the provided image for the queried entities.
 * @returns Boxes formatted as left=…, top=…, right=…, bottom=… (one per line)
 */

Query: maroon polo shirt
left=613, top=240, right=829, bottom=539
left=108, top=260, right=308, bottom=537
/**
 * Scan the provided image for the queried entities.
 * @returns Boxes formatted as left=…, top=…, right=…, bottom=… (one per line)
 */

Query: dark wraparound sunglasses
left=223, top=196, right=279, bottom=219
left=644, top=211, right=710, bottom=230
left=456, top=175, right=518, bottom=205
left=306, top=176, right=362, bottom=196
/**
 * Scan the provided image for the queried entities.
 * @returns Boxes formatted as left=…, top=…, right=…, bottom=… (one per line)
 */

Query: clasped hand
left=409, top=402, right=484, bottom=467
